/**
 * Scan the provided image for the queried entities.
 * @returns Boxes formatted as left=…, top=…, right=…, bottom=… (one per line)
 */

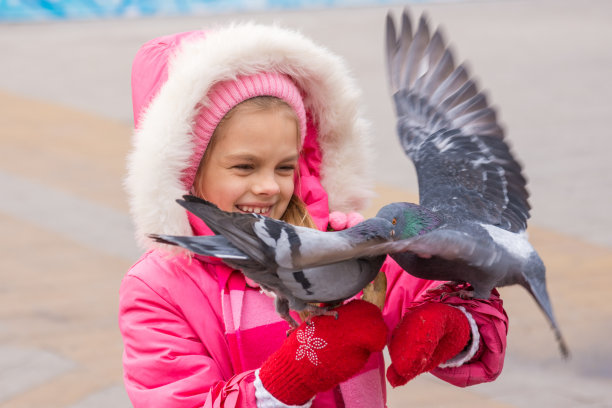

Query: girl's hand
left=386, top=302, right=471, bottom=387
left=257, top=300, right=387, bottom=405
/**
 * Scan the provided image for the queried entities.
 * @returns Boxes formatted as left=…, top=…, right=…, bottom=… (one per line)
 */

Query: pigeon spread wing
left=176, top=196, right=394, bottom=271
left=386, top=11, right=530, bottom=232
left=384, top=227, right=503, bottom=269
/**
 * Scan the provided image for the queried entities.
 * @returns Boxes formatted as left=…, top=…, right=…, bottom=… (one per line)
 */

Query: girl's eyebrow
left=224, top=153, right=257, bottom=161
left=224, top=153, right=299, bottom=162
left=280, top=153, right=300, bottom=162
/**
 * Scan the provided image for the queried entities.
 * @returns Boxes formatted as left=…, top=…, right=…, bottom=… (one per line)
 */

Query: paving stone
left=67, top=384, right=131, bottom=408
left=0, top=347, right=75, bottom=403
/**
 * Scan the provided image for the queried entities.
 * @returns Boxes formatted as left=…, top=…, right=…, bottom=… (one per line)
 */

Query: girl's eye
left=277, top=164, right=296, bottom=172
left=233, top=164, right=254, bottom=170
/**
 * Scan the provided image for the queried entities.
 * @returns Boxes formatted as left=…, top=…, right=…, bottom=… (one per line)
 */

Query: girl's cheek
left=282, top=174, right=296, bottom=189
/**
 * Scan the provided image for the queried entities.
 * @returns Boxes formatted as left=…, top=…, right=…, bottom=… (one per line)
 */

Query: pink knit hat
left=184, top=71, right=307, bottom=189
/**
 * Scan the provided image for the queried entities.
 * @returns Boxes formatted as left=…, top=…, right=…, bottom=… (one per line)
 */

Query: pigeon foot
left=283, top=315, right=300, bottom=335
left=426, top=281, right=474, bottom=300
left=299, top=303, right=341, bottom=324
left=441, top=289, right=474, bottom=300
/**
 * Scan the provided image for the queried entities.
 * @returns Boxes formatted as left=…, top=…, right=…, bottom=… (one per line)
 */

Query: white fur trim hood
left=126, top=22, right=374, bottom=250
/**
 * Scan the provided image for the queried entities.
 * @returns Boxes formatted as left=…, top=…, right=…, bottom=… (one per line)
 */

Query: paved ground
left=1, top=0, right=611, bottom=407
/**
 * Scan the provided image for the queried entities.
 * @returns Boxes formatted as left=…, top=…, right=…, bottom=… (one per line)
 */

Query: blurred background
left=1, top=0, right=611, bottom=407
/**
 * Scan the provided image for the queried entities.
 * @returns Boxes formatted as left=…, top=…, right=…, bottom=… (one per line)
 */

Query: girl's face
left=194, top=104, right=299, bottom=220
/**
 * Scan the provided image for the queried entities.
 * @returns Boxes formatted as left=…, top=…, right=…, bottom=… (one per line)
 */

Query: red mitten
left=259, top=300, right=387, bottom=405
left=387, top=302, right=471, bottom=387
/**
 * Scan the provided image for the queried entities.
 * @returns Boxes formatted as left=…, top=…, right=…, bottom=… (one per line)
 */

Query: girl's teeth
left=239, top=206, right=269, bottom=214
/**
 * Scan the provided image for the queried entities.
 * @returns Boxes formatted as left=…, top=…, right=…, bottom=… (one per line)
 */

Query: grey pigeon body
left=384, top=10, right=569, bottom=357
left=152, top=196, right=440, bottom=328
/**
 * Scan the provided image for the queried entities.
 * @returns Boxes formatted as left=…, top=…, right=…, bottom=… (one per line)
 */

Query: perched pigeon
left=152, top=195, right=441, bottom=328
left=383, top=9, right=569, bottom=357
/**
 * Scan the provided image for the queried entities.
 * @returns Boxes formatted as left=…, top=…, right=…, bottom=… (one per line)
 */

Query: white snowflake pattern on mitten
left=295, top=322, right=328, bottom=365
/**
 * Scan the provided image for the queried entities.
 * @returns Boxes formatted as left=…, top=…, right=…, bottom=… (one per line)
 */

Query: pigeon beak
left=390, top=230, right=395, bottom=238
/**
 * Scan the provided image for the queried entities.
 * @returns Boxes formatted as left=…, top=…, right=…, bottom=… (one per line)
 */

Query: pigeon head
left=376, top=202, right=442, bottom=239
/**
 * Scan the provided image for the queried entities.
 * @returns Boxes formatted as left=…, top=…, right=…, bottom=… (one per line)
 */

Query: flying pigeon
left=383, top=9, right=569, bottom=357
left=152, top=195, right=441, bottom=329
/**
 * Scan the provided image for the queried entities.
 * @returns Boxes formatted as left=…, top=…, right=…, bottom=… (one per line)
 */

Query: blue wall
left=0, top=0, right=409, bottom=22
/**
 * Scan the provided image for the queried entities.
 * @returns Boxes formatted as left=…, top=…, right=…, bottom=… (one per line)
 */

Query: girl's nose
left=252, top=173, right=281, bottom=196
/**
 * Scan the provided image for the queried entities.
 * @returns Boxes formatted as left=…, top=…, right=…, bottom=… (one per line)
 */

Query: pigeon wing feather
left=150, top=234, right=249, bottom=260
left=386, top=10, right=530, bottom=232
left=177, top=195, right=272, bottom=265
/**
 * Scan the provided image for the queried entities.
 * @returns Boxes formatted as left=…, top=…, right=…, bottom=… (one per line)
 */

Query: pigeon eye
left=392, top=218, right=397, bottom=225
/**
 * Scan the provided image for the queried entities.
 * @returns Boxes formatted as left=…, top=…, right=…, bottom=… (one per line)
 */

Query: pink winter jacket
left=119, top=247, right=507, bottom=408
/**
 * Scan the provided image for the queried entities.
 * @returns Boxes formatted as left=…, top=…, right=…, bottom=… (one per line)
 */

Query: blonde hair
left=194, top=96, right=317, bottom=229
left=282, top=195, right=318, bottom=228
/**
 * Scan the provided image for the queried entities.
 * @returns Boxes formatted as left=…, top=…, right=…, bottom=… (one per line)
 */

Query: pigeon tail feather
left=522, top=271, right=570, bottom=359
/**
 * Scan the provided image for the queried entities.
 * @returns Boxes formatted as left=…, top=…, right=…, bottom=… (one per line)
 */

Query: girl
left=120, top=23, right=508, bottom=408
